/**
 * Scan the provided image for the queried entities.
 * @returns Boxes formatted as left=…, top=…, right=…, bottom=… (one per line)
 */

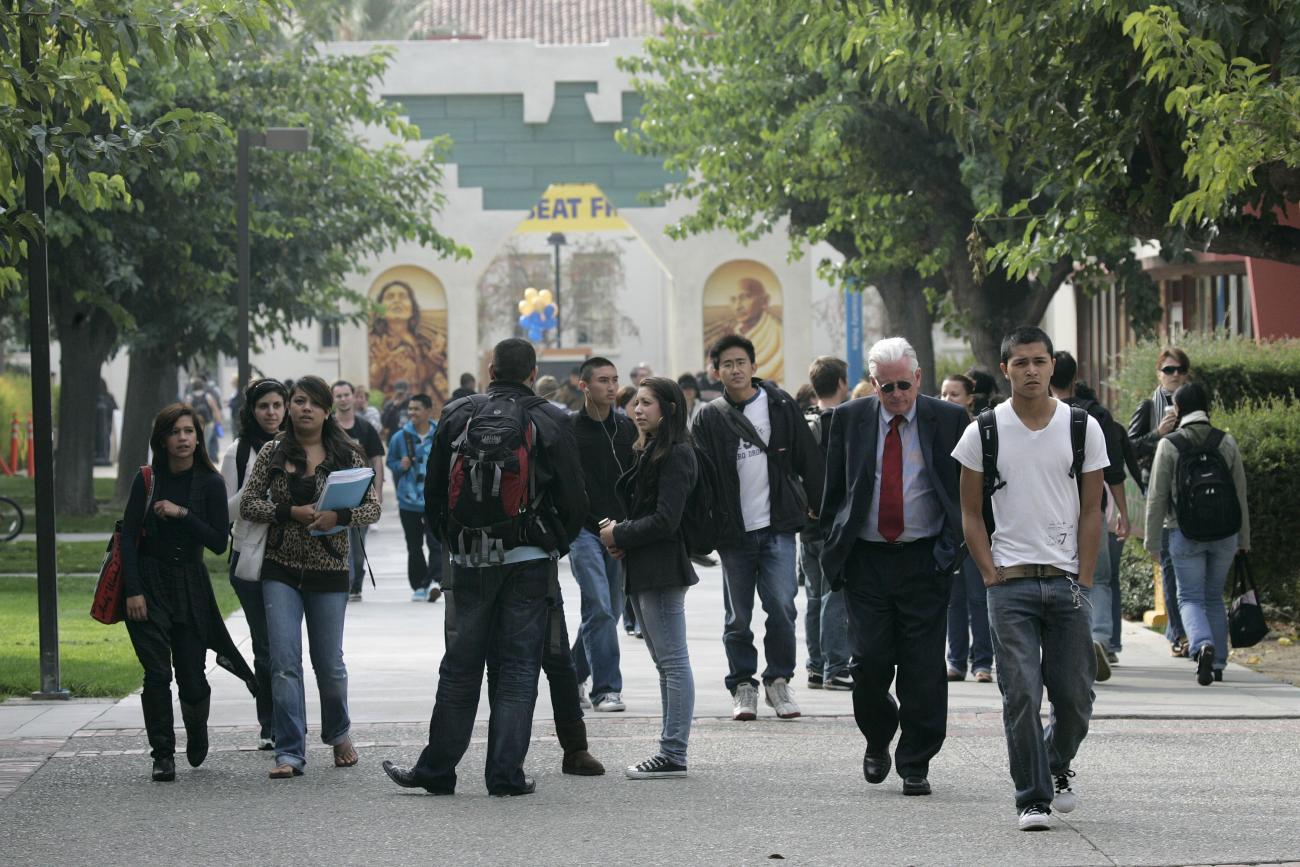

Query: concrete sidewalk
left=3, top=510, right=1300, bottom=865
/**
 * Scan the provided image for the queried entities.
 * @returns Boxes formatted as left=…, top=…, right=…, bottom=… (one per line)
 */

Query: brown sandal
left=333, top=739, right=359, bottom=768
left=269, top=764, right=303, bottom=779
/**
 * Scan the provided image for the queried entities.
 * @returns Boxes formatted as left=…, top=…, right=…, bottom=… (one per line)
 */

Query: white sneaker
left=1018, top=804, right=1052, bottom=831
left=732, top=683, right=758, bottom=721
left=593, top=692, right=625, bottom=712
left=764, top=678, right=801, bottom=719
left=578, top=683, right=592, bottom=710
left=1052, top=769, right=1078, bottom=813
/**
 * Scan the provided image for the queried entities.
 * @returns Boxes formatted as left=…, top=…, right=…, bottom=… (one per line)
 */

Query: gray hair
left=867, top=337, right=919, bottom=378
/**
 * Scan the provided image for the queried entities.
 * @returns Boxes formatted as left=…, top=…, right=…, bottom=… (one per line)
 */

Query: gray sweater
left=1143, top=414, right=1250, bottom=555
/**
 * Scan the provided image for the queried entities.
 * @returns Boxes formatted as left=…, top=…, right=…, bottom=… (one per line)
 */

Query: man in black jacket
left=383, top=339, right=589, bottom=797
left=692, top=335, right=824, bottom=722
left=568, top=356, right=638, bottom=712
left=819, top=337, right=967, bottom=797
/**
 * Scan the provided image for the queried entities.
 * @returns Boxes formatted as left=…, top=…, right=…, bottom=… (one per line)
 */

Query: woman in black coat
left=599, top=376, right=699, bottom=780
left=122, top=403, right=256, bottom=782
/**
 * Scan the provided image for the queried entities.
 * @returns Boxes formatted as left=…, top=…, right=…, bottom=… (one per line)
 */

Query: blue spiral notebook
left=310, top=467, right=375, bottom=536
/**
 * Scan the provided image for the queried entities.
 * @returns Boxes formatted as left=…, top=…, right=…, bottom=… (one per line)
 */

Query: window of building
left=321, top=321, right=340, bottom=350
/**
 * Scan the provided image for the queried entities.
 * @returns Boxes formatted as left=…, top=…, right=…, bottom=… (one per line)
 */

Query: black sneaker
left=625, top=755, right=687, bottom=780
left=807, top=672, right=824, bottom=689
left=1196, top=645, right=1216, bottom=686
left=824, top=673, right=853, bottom=691
left=1018, top=803, right=1052, bottom=831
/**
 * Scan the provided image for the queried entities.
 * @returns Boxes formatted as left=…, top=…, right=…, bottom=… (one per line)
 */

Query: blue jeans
left=718, top=529, right=798, bottom=692
left=1169, top=530, right=1237, bottom=671
left=567, top=529, right=624, bottom=700
left=800, top=538, right=850, bottom=679
left=263, top=579, right=351, bottom=771
left=631, top=586, right=694, bottom=765
left=947, top=556, right=994, bottom=674
left=347, top=525, right=369, bottom=595
left=1106, top=532, right=1124, bottom=652
left=229, top=554, right=273, bottom=742
left=987, top=576, right=1096, bottom=810
left=1161, top=527, right=1186, bottom=644
left=414, top=558, right=551, bottom=795
left=1085, top=521, right=1113, bottom=646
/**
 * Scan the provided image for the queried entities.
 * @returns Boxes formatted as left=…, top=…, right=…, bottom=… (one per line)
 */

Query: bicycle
left=0, top=495, right=25, bottom=542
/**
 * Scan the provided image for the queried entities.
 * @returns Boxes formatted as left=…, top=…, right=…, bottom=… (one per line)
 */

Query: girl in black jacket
left=600, top=377, right=698, bottom=779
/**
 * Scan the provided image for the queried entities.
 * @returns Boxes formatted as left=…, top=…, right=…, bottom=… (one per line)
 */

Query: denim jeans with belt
left=800, top=537, right=851, bottom=680
left=414, top=558, right=551, bottom=795
left=567, top=529, right=624, bottom=701
left=718, top=528, right=798, bottom=692
left=630, top=586, right=695, bottom=765
left=986, top=575, right=1096, bottom=810
left=1169, top=529, right=1237, bottom=671
left=263, top=579, right=351, bottom=771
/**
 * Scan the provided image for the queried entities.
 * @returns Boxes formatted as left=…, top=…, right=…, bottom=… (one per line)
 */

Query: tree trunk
left=51, top=306, right=117, bottom=516
left=947, top=261, right=1061, bottom=397
left=874, top=270, right=937, bottom=394
left=115, top=350, right=180, bottom=502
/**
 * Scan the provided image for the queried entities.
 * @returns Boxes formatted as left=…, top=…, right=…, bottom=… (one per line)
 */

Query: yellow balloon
left=524, top=287, right=538, bottom=301
left=537, top=289, right=554, bottom=306
left=518, top=299, right=533, bottom=315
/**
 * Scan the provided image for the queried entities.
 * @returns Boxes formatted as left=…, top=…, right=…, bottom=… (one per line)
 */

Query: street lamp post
left=237, top=127, right=311, bottom=394
left=546, top=232, right=567, bottom=347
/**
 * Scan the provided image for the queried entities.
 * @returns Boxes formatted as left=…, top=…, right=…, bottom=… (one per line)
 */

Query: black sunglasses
left=1160, top=365, right=1188, bottom=375
left=878, top=380, right=913, bottom=394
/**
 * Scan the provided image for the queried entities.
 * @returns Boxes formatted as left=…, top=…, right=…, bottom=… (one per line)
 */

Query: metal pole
left=552, top=242, right=562, bottom=347
left=236, top=129, right=251, bottom=394
left=22, top=12, right=67, bottom=699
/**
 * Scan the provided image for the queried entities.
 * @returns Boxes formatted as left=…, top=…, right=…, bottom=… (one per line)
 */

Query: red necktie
left=878, top=415, right=904, bottom=542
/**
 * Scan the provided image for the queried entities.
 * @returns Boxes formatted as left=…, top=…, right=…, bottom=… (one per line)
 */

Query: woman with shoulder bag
left=1143, top=381, right=1250, bottom=686
left=240, top=376, right=381, bottom=778
left=220, top=377, right=287, bottom=750
left=599, top=377, right=699, bottom=779
left=122, top=403, right=257, bottom=782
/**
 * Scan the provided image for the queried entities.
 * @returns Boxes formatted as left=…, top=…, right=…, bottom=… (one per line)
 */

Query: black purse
left=1228, top=554, right=1269, bottom=649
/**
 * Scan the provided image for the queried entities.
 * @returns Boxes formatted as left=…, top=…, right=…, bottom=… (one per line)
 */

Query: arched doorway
left=367, top=265, right=450, bottom=416
left=703, top=260, right=785, bottom=384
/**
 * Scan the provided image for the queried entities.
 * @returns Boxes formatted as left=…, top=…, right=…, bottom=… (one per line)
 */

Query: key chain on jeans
left=1065, top=573, right=1090, bottom=611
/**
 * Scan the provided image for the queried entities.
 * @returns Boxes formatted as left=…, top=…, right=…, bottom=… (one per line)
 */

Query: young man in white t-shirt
left=951, top=326, right=1108, bottom=832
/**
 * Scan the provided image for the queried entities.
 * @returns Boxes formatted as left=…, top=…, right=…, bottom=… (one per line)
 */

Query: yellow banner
left=513, top=183, right=629, bottom=233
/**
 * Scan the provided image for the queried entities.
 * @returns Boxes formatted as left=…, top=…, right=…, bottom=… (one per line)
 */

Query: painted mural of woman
left=368, top=280, right=448, bottom=417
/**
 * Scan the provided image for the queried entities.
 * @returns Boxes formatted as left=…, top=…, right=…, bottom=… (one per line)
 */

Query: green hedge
left=1119, top=537, right=1156, bottom=620
left=1112, top=333, right=1300, bottom=422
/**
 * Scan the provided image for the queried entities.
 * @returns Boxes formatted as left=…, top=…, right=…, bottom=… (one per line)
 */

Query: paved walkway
left=3, top=505, right=1300, bottom=865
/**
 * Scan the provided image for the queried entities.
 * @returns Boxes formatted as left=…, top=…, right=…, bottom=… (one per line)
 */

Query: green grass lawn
left=0, top=539, right=229, bottom=576
left=0, top=475, right=121, bottom=535
left=0, top=573, right=241, bottom=700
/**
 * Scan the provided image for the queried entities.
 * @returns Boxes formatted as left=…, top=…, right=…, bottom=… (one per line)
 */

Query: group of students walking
left=117, top=326, right=1250, bottom=830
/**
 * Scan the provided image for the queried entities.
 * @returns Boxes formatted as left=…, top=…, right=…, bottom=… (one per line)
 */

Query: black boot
left=555, top=718, right=604, bottom=776
left=140, top=685, right=176, bottom=781
left=180, top=695, right=210, bottom=768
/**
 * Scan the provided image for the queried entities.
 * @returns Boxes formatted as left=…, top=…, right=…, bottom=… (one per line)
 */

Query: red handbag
left=90, top=466, right=154, bottom=625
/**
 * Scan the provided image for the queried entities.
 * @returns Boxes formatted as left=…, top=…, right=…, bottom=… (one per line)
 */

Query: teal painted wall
left=388, top=83, right=680, bottom=210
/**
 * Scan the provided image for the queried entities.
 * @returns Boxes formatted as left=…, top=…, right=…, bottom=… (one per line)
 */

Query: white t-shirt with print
left=735, top=393, right=772, bottom=532
left=952, top=399, right=1108, bottom=575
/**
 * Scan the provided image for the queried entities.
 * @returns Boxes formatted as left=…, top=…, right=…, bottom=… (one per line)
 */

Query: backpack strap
left=976, top=409, right=1003, bottom=498
left=1068, top=405, right=1087, bottom=479
left=1204, top=427, right=1225, bottom=451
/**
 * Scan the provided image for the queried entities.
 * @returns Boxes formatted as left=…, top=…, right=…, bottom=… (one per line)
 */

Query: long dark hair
left=150, top=403, right=217, bottom=475
left=238, top=378, right=288, bottom=446
left=278, top=375, right=364, bottom=472
left=372, top=280, right=422, bottom=337
left=633, top=377, right=689, bottom=466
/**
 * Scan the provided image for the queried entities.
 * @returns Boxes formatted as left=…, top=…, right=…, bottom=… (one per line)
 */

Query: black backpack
left=1167, top=426, right=1241, bottom=542
left=446, top=394, right=540, bottom=564
left=978, top=405, right=1088, bottom=535
left=680, top=443, right=722, bottom=557
left=187, top=389, right=213, bottom=423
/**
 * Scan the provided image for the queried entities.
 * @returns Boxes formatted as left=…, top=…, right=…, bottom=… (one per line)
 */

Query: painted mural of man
left=728, top=278, right=783, bottom=382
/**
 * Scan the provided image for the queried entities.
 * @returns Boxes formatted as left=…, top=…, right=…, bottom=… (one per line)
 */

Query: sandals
left=333, top=739, right=359, bottom=768
left=269, top=764, right=303, bottom=779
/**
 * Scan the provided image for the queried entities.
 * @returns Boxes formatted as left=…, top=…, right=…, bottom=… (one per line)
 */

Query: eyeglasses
left=1160, top=365, right=1188, bottom=375
left=877, top=380, right=913, bottom=394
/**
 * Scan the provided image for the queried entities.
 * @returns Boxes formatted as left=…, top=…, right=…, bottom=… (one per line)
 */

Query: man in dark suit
left=819, top=337, right=968, bottom=797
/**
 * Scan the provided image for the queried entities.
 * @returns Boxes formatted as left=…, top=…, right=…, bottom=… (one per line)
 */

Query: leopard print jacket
left=239, top=439, right=381, bottom=573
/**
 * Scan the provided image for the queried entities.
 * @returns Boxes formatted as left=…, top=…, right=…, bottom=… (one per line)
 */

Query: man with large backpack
left=382, top=339, right=588, bottom=797
left=953, top=326, right=1109, bottom=831
left=1049, top=351, right=1131, bottom=680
